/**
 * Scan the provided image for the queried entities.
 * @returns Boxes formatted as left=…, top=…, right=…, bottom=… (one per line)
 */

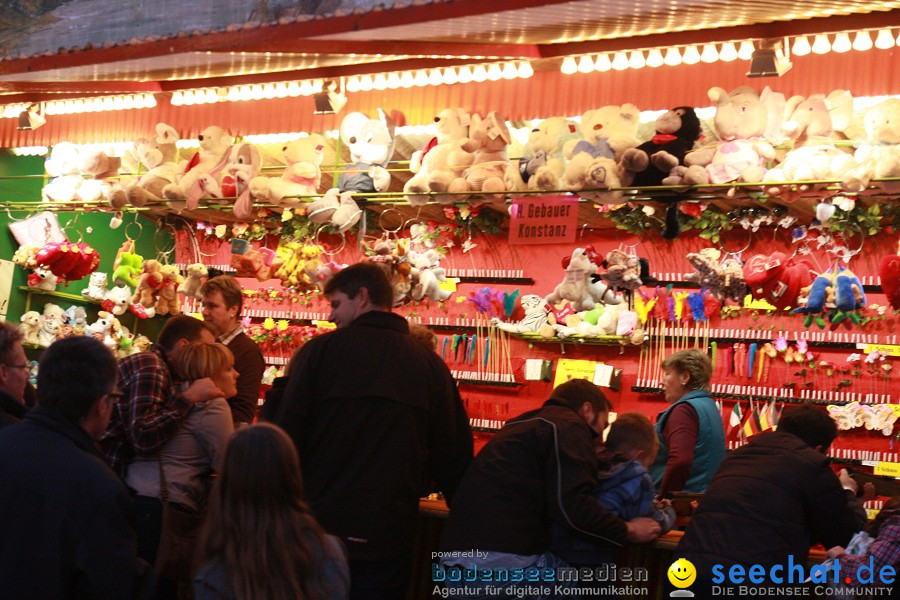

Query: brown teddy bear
left=155, top=265, right=183, bottom=316
left=132, top=259, right=165, bottom=309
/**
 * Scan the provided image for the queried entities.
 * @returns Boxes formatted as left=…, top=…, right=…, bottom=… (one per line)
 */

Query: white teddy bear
left=82, top=271, right=109, bottom=301
left=19, top=311, right=42, bottom=345
left=37, top=315, right=61, bottom=348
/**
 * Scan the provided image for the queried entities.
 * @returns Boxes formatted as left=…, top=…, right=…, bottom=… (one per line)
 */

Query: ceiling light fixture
left=812, top=34, right=831, bottom=54
left=832, top=32, right=852, bottom=53
left=747, top=38, right=792, bottom=77
left=791, top=36, right=811, bottom=56
left=17, top=103, right=45, bottom=131
left=875, top=29, right=895, bottom=49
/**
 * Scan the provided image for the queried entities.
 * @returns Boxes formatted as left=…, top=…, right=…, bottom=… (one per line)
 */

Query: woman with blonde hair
left=127, top=341, right=237, bottom=596
left=194, top=422, right=349, bottom=600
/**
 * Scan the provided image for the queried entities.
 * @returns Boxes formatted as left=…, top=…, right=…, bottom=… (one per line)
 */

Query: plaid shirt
left=98, top=345, right=192, bottom=478
left=839, top=515, right=900, bottom=584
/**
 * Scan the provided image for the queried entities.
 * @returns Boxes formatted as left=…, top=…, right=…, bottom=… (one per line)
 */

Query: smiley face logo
left=667, top=558, right=696, bottom=588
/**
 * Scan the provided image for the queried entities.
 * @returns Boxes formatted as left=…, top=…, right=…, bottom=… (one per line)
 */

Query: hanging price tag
left=860, top=344, right=900, bottom=357
left=873, top=461, right=900, bottom=477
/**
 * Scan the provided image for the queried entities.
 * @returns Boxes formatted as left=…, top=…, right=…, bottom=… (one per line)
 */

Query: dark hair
left=200, top=275, right=244, bottom=316
left=605, top=412, right=657, bottom=457
left=323, top=262, right=393, bottom=309
left=409, top=323, right=437, bottom=351
left=662, top=349, right=712, bottom=391
left=549, top=379, right=611, bottom=413
left=196, top=423, right=336, bottom=600
left=37, top=337, right=117, bottom=424
left=156, top=314, right=213, bottom=351
left=867, top=496, right=900, bottom=537
left=777, top=405, right=838, bottom=450
left=0, top=321, right=24, bottom=364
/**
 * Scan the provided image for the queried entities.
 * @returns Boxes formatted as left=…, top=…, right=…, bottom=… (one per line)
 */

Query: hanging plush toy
left=178, top=263, right=208, bottom=300
left=221, top=142, right=262, bottom=220
left=880, top=241, right=900, bottom=310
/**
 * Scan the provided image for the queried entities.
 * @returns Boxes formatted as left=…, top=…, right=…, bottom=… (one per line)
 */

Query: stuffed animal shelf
left=163, top=125, right=233, bottom=209
left=624, top=106, right=702, bottom=188
left=125, top=123, right=181, bottom=208
left=309, top=110, right=396, bottom=232
left=840, top=97, right=900, bottom=194
left=506, top=117, right=578, bottom=193
left=249, top=134, right=326, bottom=208
left=490, top=294, right=550, bottom=334
left=222, top=143, right=262, bottom=220
left=458, top=112, right=511, bottom=204
left=684, top=248, right=748, bottom=303
left=404, top=108, right=475, bottom=205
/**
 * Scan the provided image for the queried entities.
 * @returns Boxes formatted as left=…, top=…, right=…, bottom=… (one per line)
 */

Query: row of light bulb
left=346, top=62, right=534, bottom=92
left=171, top=80, right=326, bottom=105
left=791, top=30, right=900, bottom=55
left=561, top=42, right=755, bottom=74
left=0, top=94, right=157, bottom=119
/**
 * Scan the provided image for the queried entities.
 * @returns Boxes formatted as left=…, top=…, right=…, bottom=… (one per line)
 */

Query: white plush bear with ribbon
left=163, top=125, right=233, bottom=209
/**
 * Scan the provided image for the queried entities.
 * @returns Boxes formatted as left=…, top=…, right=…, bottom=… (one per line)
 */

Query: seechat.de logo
left=667, top=558, right=696, bottom=597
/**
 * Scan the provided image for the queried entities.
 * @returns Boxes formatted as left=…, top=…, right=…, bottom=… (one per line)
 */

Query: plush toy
left=404, top=108, right=475, bottom=204
left=311, top=111, right=395, bottom=232
left=35, top=241, right=101, bottom=284
left=506, top=117, right=579, bottom=192
left=456, top=112, right=511, bottom=203
left=841, top=97, right=900, bottom=194
left=125, top=123, right=181, bottom=208
left=155, top=265, right=183, bottom=316
left=624, top=106, right=702, bottom=188
left=87, top=311, right=122, bottom=351
left=77, top=150, right=126, bottom=208
left=664, top=87, right=775, bottom=189
left=684, top=248, right=748, bottom=302
left=545, top=247, right=599, bottom=312
left=178, top=263, right=208, bottom=300
left=763, top=90, right=854, bottom=197
left=600, top=249, right=642, bottom=291
left=19, top=311, right=41, bottom=345
left=230, top=239, right=282, bottom=282
left=132, top=259, right=165, bottom=309
left=880, top=242, right=900, bottom=310
left=562, top=104, right=641, bottom=202
left=490, top=294, right=549, bottom=334
left=164, top=125, right=233, bottom=209
left=41, top=143, right=85, bottom=203
left=66, top=305, right=88, bottom=335
left=113, top=250, right=144, bottom=287
left=12, top=245, right=39, bottom=270
left=596, top=303, right=626, bottom=335
left=42, top=302, right=66, bottom=325
left=133, top=334, right=152, bottom=353
left=304, top=260, right=346, bottom=294
left=101, top=285, right=133, bottom=316
left=221, top=142, right=262, bottom=220
left=408, top=249, right=451, bottom=302
left=37, top=315, right=61, bottom=348
left=81, top=271, right=109, bottom=300
left=365, top=239, right=412, bottom=305
left=832, top=267, right=866, bottom=314
left=794, top=272, right=835, bottom=327
left=742, top=252, right=816, bottom=310
left=250, top=134, right=326, bottom=208
left=274, top=242, right=324, bottom=291
left=27, top=266, right=58, bottom=291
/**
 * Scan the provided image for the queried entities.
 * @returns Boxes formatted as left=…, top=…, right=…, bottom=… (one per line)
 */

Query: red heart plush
left=880, top=254, right=900, bottom=310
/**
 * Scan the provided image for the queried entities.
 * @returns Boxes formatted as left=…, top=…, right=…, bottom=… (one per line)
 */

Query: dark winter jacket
left=271, top=310, right=472, bottom=561
left=441, top=400, right=628, bottom=559
left=0, top=406, right=153, bottom=599
left=676, top=431, right=866, bottom=579
left=0, top=389, right=27, bottom=429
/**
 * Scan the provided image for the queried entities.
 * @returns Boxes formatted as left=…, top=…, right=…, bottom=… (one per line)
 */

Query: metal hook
left=315, top=226, right=346, bottom=257
left=124, top=214, right=143, bottom=242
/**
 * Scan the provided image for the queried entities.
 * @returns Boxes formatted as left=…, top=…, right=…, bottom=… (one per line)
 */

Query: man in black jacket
left=0, top=336, right=154, bottom=599
left=439, top=379, right=661, bottom=599
left=272, top=262, right=473, bottom=600
left=675, top=405, right=867, bottom=598
left=0, top=321, right=29, bottom=429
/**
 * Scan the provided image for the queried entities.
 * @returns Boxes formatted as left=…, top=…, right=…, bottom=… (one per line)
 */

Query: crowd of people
left=0, top=269, right=893, bottom=600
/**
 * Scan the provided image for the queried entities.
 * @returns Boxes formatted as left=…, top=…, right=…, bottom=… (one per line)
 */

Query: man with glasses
left=0, top=321, right=30, bottom=429
left=0, top=336, right=154, bottom=599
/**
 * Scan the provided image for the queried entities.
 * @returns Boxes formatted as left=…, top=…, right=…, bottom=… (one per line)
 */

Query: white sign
left=0, top=259, right=13, bottom=320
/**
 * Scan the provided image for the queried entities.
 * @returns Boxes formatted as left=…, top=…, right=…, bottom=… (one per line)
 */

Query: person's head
left=323, top=262, right=393, bottom=328
left=37, top=337, right=119, bottom=440
left=548, top=379, right=612, bottom=435
left=198, top=423, right=331, bottom=599
left=409, top=323, right=438, bottom=351
left=604, top=413, right=659, bottom=468
left=661, top=349, right=712, bottom=403
left=867, top=496, right=900, bottom=537
left=0, top=321, right=28, bottom=404
left=156, top=314, right=216, bottom=362
left=777, top=405, right=838, bottom=452
left=200, top=275, right=244, bottom=336
left=175, top=341, right=238, bottom=400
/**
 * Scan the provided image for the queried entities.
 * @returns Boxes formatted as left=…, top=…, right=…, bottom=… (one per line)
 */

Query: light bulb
left=442, top=68, right=458, bottom=85
left=628, top=50, right=646, bottom=69
left=387, top=72, right=402, bottom=88
left=346, top=76, right=361, bottom=93
left=472, top=65, right=488, bottom=82
left=102, top=97, right=115, bottom=111
left=852, top=31, right=873, bottom=51
left=487, top=63, right=503, bottom=80
left=595, top=54, right=613, bottom=71
left=561, top=56, right=577, bottom=74
left=226, top=87, right=240, bottom=102
left=204, top=89, right=219, bottom=103
left=577, top=55, right=594, bottom=73
left=414, top=70, right=429, bottom=86
left=274, top=82, right=289, bottom=98
left=700, top=44, right=718, bottom=63
left=718, top=42, right=738, bottom=62
left=427, top=69, right=442, bottom=86
left=250, top=85, right=264, bottom=100
left=400, top=71, right=415, bottom=87
left=144, top=94, right=156, bottom=108
left=457, top=66, right=473, bottom=83
left=374, top=73, right=389, bottom=90
left=517, top=61, right=534, bottom=78
left=611, top=51, right=629, bottom=70
left=300, top=80, right=315, bottom=95
left=358, top=75, right=373, bottom=91
left=738, top=41, right=755, bottom=60
left=287, top=81, right=301, bottom=97
left=875, top=29, right=895, bottom=49
left=832, top=32, right=851, bottom=53
left=646, top=48, right=664, bottom=67
left=262, top=84, right=276, bottom=99
left=113, top=96, right=126, bottom=110
left=812, top=34, right=831, bottom=54
left=663, top=47, right=682, bottom=66
left=171, top=91, right=184, bottom=106
left=240, top=85, right=254, bottom=101
left=502, top=62, right=518, bottom=79
left=792, top=36, right=811, bottom=56
left=682, top=45, right=701, bottom=64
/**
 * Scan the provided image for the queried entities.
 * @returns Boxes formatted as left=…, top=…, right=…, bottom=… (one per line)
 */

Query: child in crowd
left=552, top=412, right=676, bottom=566
left=826, top=496, right=900, bottom=586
